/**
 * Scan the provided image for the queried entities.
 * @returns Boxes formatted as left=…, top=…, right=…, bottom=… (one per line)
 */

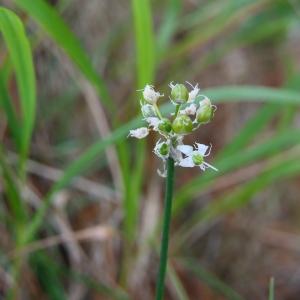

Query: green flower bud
left=159, top=142, right=169, bottom=156
left=158, top=118, right=172, bottom=133
left=170, top=83, right=188, bottom=104
left=196, top=98, right=214, bottom=124
left=192, top=153, right=203, bottom=165
left=172, top=115, right=193, bottom=134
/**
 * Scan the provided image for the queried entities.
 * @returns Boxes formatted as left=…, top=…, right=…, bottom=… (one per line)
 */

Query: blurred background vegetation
left=0, top=0, right=300, bottom=299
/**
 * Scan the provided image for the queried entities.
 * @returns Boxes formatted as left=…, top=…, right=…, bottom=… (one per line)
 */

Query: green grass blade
left=206, top=86, right=300, bottom=104
left=0, top=147, right=27, bottom=224
left=0, top=7, right=36, bottom=166
left=156, top=0, right=182, bottom=57
left=12, top=0, right=112, bottom=110
left=168, top=263, right=189, bottom=300
left=219, top=103, right=279, bottom=158
left=0, top=66, right=20, bottom=149
left=131, top=0, right=155, bottom=87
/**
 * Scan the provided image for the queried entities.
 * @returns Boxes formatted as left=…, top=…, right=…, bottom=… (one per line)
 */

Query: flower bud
left=172, top=115, right=193, bottom=134
left=170, top=83, right=188, bottom=104
left=158, top=118, right=172, bottom=133
left=196, top=98, right=214, bottom=124
left=154, top=140, right=170, bottom=159
left=192, top=153, right=204, bottom=165
left=159, top=143, right=169, bottom=156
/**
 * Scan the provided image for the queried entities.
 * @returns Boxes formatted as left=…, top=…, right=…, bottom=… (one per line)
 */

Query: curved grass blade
left=0, top=7, right=36, bottom=169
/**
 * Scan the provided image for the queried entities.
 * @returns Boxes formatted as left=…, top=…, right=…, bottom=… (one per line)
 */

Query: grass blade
left=131, top=0, right=155, bottom=87
left=0, top=7, right=36, bottom=167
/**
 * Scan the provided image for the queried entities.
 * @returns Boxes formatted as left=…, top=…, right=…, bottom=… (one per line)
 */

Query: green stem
left=155, top=157, right=175, bottom=300
left=154, top=103, right=163, bottom=119
left=174, top=104, right=181, bottom=118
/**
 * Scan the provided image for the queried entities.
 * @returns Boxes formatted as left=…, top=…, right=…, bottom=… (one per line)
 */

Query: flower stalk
left=129, top=82, right=218, bottom=297
left=155, top=157, right=175, bottom=300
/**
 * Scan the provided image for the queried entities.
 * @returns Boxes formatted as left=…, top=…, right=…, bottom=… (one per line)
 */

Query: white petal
left=128, top=127, right=149, bottom=139
left=195, top=143, right=209, bottom=156
left=180, top=103, right=197, bottom=115
left=143, top=85, right=163, bottom=104
left=146, top=117, right=160, bottom=129
left=179, top=157, right=195, bottom=168
left=203, top=162, right=218, bottom=171
left=177, top=145, right=193, bottom=155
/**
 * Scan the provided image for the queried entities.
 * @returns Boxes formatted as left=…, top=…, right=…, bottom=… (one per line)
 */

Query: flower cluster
left=129, top=82, right=217, bottom=176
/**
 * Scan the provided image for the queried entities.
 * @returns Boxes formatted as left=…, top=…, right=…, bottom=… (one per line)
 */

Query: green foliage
left=0, top=0, right=299, bottom=298
left=0, top=7, right=36, bottom=168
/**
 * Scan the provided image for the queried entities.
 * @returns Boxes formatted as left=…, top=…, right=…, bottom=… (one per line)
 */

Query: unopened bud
left=172, top=115, right=193, bottom=134
left=158, top=118, right=172, bottom=133
left=196, top=98, right=214, bottom=124
left=170, top=83, right=188, bottom=104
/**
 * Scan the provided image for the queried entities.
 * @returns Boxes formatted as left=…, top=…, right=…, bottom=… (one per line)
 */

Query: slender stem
left=174, top=104, right=181, bottom=118
left=154, top=103, right=163, bottom=119
left=155, top=157, right=175, bottom=300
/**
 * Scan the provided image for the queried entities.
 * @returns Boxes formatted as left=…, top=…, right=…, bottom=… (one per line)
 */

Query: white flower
left=140, top=103, right=156, bottom=118
left=145, top=117, right=161, bottom=130
left=143, top=85, right=163, bottom=104
left=128, top=127, right=149, bottom=139
left=180, top=103, right=197, bottom=115
left=187, top=82, right=200, bottom=102
left=176, top=143, right=218, bottom=171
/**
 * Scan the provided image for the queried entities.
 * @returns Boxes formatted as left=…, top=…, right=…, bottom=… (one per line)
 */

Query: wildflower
left=128, top=127, right=149, bottom=139
left=177, top=143, right=218, bottom=171
left=143, top=85, right=163, bottom=104
left=129, top=83, right=217, bottom=176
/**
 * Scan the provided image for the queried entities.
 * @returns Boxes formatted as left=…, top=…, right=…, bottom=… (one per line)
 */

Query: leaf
left=0, top=7, right=36, bottom=165
left=131, top=0, right=155, bottom=87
